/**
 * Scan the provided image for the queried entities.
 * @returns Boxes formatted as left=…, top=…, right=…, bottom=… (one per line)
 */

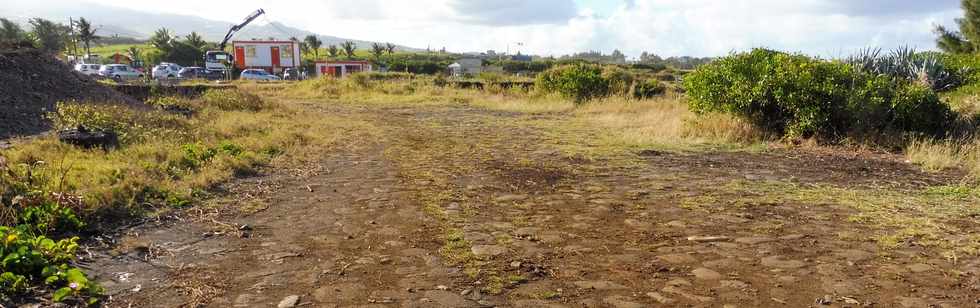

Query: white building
left=449, top=58, right=484, bottom=77
left=232, top=40, right=302, bottom=74
left=314, top=61, right=373, bottom=78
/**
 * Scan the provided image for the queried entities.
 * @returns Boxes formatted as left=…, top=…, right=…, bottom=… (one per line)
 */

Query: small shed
left=315, top=61, right=373, bottom=78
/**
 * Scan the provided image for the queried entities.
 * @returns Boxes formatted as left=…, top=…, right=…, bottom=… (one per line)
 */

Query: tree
left=385, top=42, right=396, bottom=56
left=184, top=32, right=207, bottom=50
left=371, top=42, right=385, bottom=62
left=126, top=46, right=141, bottom=62
left=29, top=18, right=69, bottom=52
left=0, top=18, right=27, bottom=45
left=75, top=17, right=100, bottom=56
left=149, top=28, right=175, bottom=53
left=327, top=44, right=339, bottom=58
left=341, top=41, right=356, bottom=59
left=304, top=35, right=322, bottom=60
left=935, top=0, right=980, bottom=53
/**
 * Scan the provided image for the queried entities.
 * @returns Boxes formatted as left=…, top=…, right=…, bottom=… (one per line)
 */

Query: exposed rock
left=687, top=236, right=732, bottom=243
left=658, top=253, right=697, bottom=264
left=573, top=280, right=628, bottom=290
left=646, top=292, right=674, bottom=304
left=692, top=267, right=723, bottom=280
left=603, top=295, right=646, bottom=308
left=277, top=295, right=300, bottom=308
left=471, top=245, right=507, bottom=257
left=761, top=256, right=806, bottom=269
left=906, top=263, right=934, bottom=273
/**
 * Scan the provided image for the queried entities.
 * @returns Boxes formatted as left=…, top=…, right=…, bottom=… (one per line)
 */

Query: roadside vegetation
left=0, top=87, right=375, bottom=304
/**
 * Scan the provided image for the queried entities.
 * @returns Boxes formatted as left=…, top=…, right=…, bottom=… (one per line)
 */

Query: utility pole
left=68, top=17, right=79, bottom=61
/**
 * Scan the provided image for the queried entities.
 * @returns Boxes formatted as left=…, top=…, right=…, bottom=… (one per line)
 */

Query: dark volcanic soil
left=87, top=103, right=980, bottom=307
left=0, top=49, right=135, bottom=139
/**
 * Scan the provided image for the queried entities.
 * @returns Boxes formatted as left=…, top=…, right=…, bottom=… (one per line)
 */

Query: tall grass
left=907, top=139, right=980, bottom=178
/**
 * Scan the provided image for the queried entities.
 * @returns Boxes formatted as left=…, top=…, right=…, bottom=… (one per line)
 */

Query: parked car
left=283, top=68, right=300, bottom=80
left=74, top=63, right=101, bottom=76
left=240, top=69, right=281, bottom=81
left=178, top=67, right=225, bottom=80
left=152, top=62, right=183, bottom=79
left=99, top=64, right=144, bottom=81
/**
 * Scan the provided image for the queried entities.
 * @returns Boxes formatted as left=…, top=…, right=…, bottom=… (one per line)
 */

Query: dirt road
left=90, top=101, right=979, bottom=307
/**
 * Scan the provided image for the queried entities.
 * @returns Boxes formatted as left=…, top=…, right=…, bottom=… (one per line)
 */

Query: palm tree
left=0, top=18, right=26, bottom=44
left=371, top=43, right=385, bottom=62
left=149, top=28, right=174, bottom=53
left=341, top=41, right=356, bottom=59
left=126, top=46, right=141, bottom=66
left=385, top=43, right=396, bottom=56
left=304, top=35, right=322, bottom=60
left=327, top=45, right=339, bottom=58
left=184, top=32, right=207, bottom=51
left=75, top=17, right=100, bottom=56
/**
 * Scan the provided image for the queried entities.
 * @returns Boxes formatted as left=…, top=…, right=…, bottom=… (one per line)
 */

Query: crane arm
left=218, top=9, right=266, bottom=50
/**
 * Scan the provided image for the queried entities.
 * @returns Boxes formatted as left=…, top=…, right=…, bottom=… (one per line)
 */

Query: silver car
left=74, top=63, right=102, bottom=76
left=99, top=64, right=144, bottom=81
left=240, top=69, right=281, bottom=81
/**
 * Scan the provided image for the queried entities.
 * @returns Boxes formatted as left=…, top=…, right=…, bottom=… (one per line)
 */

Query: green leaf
left=66, top=268, right=88, bottom=284
left=52, top=287, right=72, bottom=302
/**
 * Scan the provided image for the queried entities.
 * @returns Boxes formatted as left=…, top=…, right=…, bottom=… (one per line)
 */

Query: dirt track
left=90, top=101, right=979, bottom=307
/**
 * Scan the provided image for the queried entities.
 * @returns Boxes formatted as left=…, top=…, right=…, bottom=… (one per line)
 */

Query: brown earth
left=0, top=49, right=137, bottom=139
left=88, top=101, right=980, bottom=307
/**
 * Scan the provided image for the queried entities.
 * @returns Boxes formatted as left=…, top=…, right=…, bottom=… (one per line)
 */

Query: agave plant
left=845, top=46, right=969, bottom=91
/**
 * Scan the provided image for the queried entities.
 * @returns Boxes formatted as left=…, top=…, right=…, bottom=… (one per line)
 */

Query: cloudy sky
left=37, top=0, right=970, bottom=57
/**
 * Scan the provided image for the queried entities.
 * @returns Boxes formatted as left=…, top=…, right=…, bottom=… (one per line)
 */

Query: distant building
left=232, top=40, right=302, bottom=74
left=449, top=58, right=484, bottom=77
left=315, top=60, right=373, bottom=78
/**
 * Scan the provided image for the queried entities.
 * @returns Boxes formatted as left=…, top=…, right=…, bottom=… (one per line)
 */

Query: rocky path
left=91, top=103, right=980, bottom=307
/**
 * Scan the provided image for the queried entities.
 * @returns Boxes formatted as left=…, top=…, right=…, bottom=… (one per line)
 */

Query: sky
left=31, top=0, right=969, bottom=58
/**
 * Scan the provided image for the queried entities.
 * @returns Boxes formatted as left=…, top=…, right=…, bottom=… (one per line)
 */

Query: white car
left=152, top=62, right=183, bottom=79
left=240, top=69, right=281, bottom=81
left=74, top=63, right=101, bottom=76
left=99, top=64, right=144, bottom=81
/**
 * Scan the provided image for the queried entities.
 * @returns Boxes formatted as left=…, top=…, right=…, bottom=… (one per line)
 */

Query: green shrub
left=633, top=79, right=667, bottom=99
left=685, top=48, right=953, bottom=140
left=199, top=89, right=267, bottom=111
left=601, top=66, right=635, bottom=97
left=50, top=102, right=190, bottom=144
left=536, top=64, right=610, bottom=103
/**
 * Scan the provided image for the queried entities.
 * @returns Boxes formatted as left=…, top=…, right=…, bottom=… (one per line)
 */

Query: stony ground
left=88, top=99, right=980, bottom=307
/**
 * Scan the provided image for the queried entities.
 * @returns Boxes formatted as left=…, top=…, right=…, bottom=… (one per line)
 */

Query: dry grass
left=0, top=90, right=377, bottom=224
left=574, top=95, right=764, bottom=150
left=906, top=138, right=980, bottom=178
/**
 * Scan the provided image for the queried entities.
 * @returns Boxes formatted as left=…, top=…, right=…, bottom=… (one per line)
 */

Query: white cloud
left=20, top=0, right=965, bottom=57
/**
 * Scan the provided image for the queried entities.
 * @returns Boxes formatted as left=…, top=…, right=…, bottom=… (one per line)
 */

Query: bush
left=847, top=47, right=971, bottom=92
left=633, top=79, right=667, bottom=99
left=199, top=89, right=267, bottom=111
left=684, top=48, right=953, bottom=140
left=536, top=64, right=610, bottom=103
left=50, top=102, right=189, bottom=145
left=601, top=66, right=635, bottom=97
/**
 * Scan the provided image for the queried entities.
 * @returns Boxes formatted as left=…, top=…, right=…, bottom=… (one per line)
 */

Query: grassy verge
left=0, top=87, right=374, bottom=304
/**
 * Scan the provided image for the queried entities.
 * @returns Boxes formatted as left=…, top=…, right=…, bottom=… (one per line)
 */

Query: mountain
left=2, top=1, right=418, bottom=51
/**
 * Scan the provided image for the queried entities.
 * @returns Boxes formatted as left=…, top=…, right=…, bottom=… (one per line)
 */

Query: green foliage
left=28, top=18, right=69, bottom=53
left=601, top=66, right=635, bottom=96
left=341, top=41, right=357, bottom=59
left=0, top=18, right=28, bottom=46
left=178, top=141, right=244, bottom=171
left=0, top=159, right=101, bottom=303
left=146, top=27, right=211, bottom=66
left=684, top=48, right=954, bottom=140
left=934, top=0, right=980, bottom=53
left=304, top=35, right=322, bottom=60
left=536, top=64, right=610, bottom=103
left=199, top=89, right=268, bottom=111
left=846, top=47, right=969, bottom=92
left=50, top=102, right=190, bottom=144
left=632, top=79, right=666, bottom=99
